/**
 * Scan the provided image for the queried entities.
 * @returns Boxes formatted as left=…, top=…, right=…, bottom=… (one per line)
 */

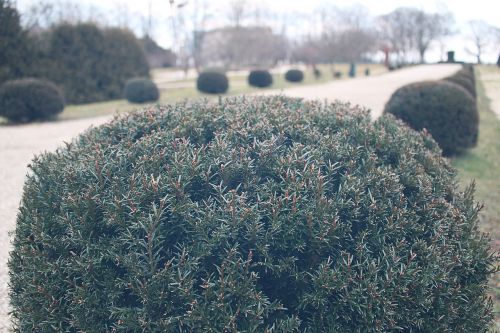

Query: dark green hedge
left=0, top=78, right=64, bottom=122
left=0, top=0, right=32, bottom=85
left=285, top=69, right=304, bottom=82
left=196, top=71, right=229, bottom=94
left=444, top=67, right=476, bottom=98
left=10, top=96, right=495, bottom=332
left=248, top=70, right=273, bottom=88
left=384, top=81, right=478, bottom=156
left=31, top=24, right=149, bottom=104
left=124, top=77, right=159, bottom=104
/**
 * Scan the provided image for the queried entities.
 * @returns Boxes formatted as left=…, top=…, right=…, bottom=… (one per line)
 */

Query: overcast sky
left=15, top=0, right=500, bottom=63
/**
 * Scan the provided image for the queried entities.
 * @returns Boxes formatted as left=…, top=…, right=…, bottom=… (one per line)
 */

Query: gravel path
left=0, top=63, right=460, bottom=331
left=259, top=64, right=461, bottom=118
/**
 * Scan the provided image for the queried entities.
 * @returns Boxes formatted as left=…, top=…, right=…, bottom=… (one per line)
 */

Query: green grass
left=0, top=64, right=385, bottom=123
left=452, top=65, right=500, bottom=325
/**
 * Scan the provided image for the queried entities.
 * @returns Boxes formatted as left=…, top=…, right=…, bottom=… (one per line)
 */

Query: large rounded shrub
left=0, top=78, right=64, bottom=122
left=444, top=68, right=476, bottom=98
left=384, top=81, right=478, bottom=156
left=285, top=69, right=304, bottom=82
left=10, top=96, right=495, bottom=332
left=248, top=69, right=273, bottom=88
left=124, top=77, right=159, bottom=103
left=196, top=71, right=229, bottom=94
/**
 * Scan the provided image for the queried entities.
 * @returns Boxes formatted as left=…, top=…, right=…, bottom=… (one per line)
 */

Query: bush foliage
left=196, top=71, right=229, bottom=94
left=30, top=24, right=149, bottom=104
left=0, top=78, right=64, bottom=122
left=0, top=0, right=32, bottom=85
left=313, top=68, right=321, bottom=79
left=285, top=69, right=304, bottom=82
left=248, top=70, right=273, bottom=88
left=444, top=66, right=476, bottom=98
left=124, top=77, right=159, bottom=104
left=384, top=81, right=478, bottom=156
left=10, top=96, right=495, bottom=332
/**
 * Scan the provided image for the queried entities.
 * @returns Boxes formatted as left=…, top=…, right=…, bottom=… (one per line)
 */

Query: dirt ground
left=0, top=63, right=460, bottom=331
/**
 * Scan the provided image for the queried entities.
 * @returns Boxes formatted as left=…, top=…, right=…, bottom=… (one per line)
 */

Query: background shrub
left=384, top=80, right=478, bottom=156
left=248, top=69, right=273, bottom=88
left=365, top=68, right=370, bottom=76
left=0, top=0, right=32, bottom=85
left=313, top=68, right=321, bottom=79
left=197, top=71, right=229, bottom=94
left=444, top=66, right=476, bottom=98
left=0, top=78, right=64, bottom=122
left=29, top=23, right=149, bottom=104
left=348, top=62, right=356, bottom=77
left=10, top=96, right=495, bottom=332
left=285, top=69, right=304, bottom=82
left=124, top=77, right=159, bottom=103
left=333, top=71, right=342, bottom=78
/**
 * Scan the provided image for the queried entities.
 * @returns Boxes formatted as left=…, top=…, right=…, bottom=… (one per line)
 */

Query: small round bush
left=197, top=71, right=229, bottom=94
left=10, top=96, right=495, bottom=332
left=384, top=81, right=478, bottom=156
left=124, top=78, right=159, bottom=104
left=444, top=69, right=476, bottom=98
left=348, top=63, right=356, bottom=77
left=333, top=71, right=342, bottom=78
left=313, top=68, right=321, bottom=79
left=0, top=78, right=64, bottom=122
left=285, top=69, right=304, bottom=82
left=248, top=70, right=273, bottom=88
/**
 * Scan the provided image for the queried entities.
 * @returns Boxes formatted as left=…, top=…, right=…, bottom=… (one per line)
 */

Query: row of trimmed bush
left=196, top=69, right=302, bottom=94
left=196, top=69, right=306, bottom=95
left=10, top=95, right=495, bottom=332
left=384, top=64, right=478, bottom=156
left=0, top=77, right=162, bottom=122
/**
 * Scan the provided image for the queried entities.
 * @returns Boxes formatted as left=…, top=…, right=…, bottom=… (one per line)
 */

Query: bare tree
left=414, top=11, right=453, bottom=63
left=378, top=7, right=453, bottom=64
left=466, top=20, right=497, bottom=64
left=227, top=0, right=246, bottom=27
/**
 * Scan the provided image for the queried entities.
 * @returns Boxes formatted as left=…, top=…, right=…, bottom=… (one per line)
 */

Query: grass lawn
left=452, top=65, right=500, bottom=324
left=10, top=63, right=384, bottom=122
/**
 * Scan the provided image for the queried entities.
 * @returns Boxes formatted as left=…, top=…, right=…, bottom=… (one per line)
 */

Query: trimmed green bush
left=0, top=78, right=64, bottom=122
left=248, top=69, right=273, bottom=88
left=197, top=71, right=229, bottom=94
left=333, top=71, right=342, bottom=78
left=285, top=69, right=304, bottom=82
left=444, top=67, right=476, bottom=98
left=313, top=68, right=321, bottom=79
left=124, top=77, right=159, bottom=104
left=384, top=81, right=478, bottom=156
left=10, top=96, right=495, bottom=332
left=348, top=62, right=356, bottom=77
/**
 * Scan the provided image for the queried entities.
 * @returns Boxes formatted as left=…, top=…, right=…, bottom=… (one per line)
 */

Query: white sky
left=15, top=0, right=500, bottom=63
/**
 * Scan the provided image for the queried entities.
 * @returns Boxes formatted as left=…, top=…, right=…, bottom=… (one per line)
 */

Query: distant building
left=194, top=26, right=287, bottom=69
left=140, top=37, right=177, bottom=68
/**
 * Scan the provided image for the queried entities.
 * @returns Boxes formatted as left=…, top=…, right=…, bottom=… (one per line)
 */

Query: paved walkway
left=0, top=63, right=460, bottom=331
